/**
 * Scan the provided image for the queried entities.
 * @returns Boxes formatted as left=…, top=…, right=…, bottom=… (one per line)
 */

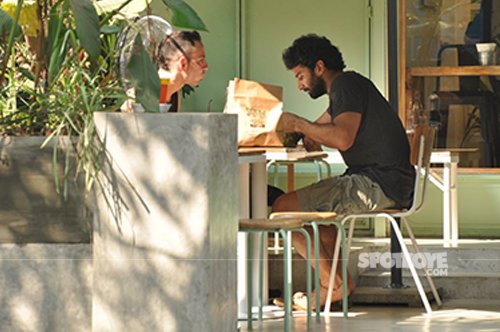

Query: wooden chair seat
left=239, top=218, right=304, bottom=231
left=270, top=211, right=337, bottom=221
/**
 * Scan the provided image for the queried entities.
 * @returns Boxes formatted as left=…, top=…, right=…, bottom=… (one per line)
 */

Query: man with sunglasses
left=122, top=30, right=208, bottom=112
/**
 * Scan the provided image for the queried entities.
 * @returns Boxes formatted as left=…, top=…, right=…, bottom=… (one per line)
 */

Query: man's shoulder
left=331, top=71, right=369, bottom=93
left=337, top=71, right=367, bottom=82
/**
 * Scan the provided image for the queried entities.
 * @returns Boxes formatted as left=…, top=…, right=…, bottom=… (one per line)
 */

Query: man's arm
left=281, top=111, right=361, bottom=151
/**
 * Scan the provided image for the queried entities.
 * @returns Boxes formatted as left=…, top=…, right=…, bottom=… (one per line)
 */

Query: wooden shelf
left=408, top=65, right=500, bottom=77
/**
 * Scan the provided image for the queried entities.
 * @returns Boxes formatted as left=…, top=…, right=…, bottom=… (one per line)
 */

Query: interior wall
left=151, top=0, right=238, bottom=113
left=370, top=0, right=388, bottom=96
left=241, top=0, right=372, bottom=122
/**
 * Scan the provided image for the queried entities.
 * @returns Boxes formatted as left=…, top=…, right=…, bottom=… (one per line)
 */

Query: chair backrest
left=406, top=125, right=436, bottom=213
left=436, top=44, right=480, bottom=92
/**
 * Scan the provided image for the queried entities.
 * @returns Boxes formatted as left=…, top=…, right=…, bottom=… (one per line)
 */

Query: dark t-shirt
left=328, top=71, right=415, bottom=208
left=169, top=92, right=179, bottom=112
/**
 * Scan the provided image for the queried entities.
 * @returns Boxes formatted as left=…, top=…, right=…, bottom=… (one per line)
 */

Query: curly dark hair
left=282, top=34, right=345, bottom=71
left=156, top=31, right=202, bottom=70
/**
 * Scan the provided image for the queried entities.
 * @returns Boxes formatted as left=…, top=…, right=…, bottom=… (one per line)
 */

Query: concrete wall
left=0, top=137, right=92, bottom=331
left=0, top=244, right=92, bottom=332
left=0, top=136, right=90, bottom=244
left=92, top=113, right=239, bottom=332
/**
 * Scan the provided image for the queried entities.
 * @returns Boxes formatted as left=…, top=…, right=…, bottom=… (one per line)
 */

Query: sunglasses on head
left=167, top=35, right=190, bottom=61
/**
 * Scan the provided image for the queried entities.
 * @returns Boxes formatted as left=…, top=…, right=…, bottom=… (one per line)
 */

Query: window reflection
left=405, top=0, right=500, bottom=168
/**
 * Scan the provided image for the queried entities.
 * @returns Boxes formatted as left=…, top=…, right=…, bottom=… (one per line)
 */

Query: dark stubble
left=308, top=73, right=326, bottom=99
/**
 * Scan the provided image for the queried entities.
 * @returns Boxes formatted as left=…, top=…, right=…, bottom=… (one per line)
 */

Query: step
left=349, top=286, right=441, bottom=307
left=357, top=271, right=500, bottom=300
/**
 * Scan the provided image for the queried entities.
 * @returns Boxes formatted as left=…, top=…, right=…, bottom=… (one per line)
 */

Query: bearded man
left=273, top=34, right=415, bottom=310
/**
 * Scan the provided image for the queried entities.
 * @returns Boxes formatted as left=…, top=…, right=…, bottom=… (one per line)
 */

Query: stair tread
left=359, top=270, right=500, bottom=277
left=349, top=286, right=441, bottom=307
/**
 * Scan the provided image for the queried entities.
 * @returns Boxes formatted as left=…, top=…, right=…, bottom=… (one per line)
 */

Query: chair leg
left=258, top=232, right=265, bottom=321
left=246, top=232, right=254, bottom=330
left=314, top=160, right=323, bottom=181
left=339, top=223, right=348, bottom=317
left=269, top=162, right=281, bottom=256
left=310, top=222, right=322, bottom=323
left=297, top=228, right=313, bottom=331
left=280, top=229, right=293, bottom=332
left=346, top=217, right=357, bottom=260
left=323, top=222, right=348, bottom=318
left=324, top=228, right=340, bottom=315
left=319, top=159, right=331, bottom=178
left=387, top=216, right=433, bottom=314
left=401, top=217, right=443, bottom=306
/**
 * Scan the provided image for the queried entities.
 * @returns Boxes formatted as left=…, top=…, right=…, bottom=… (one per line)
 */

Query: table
left=237, top=150, right=267, bottom=318
left=267, top=150, right=330, bottom=192
left=428, top=149, right=474, bottom=248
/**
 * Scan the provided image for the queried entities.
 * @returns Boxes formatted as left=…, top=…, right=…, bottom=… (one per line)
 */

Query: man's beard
left=308, top=74, right=326, bottom=99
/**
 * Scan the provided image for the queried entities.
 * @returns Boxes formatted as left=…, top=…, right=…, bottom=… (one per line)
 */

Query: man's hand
left=303, top=136, right=322, bottom=151
left=279, top=112, right=304, bottom=132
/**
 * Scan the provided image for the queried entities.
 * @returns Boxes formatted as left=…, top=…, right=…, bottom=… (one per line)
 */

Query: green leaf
left=126, top=34, right=160, bottom=112
left=69, top=0, right=101, bottom=61
left=0, top=9, right=23, bottom=40
left=47, top=2, right=66, bottom=54
left=18, top=67, right=35, bottom=81
left=101, top=24, right=121, bottom=35
left=47, top=5, right=70, bottom=85
left=161, top=0, right=207, bottom=31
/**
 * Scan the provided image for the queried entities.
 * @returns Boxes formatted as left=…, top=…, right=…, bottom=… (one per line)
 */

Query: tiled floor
left=239, top=300, right=500, bottom=331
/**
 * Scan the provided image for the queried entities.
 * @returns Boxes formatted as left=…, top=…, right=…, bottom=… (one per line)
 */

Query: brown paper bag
left=224, top=78, right=286, bottom=146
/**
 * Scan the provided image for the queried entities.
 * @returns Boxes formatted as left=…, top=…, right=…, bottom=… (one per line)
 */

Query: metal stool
left=239, top=218, right=313, bottom=331
left=270, top=212, right=349, bottom=319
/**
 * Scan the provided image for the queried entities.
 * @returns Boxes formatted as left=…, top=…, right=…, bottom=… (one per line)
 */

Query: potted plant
left=0, top=0, right=207, bottom=195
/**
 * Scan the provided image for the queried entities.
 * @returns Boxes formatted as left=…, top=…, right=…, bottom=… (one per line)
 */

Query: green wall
left=241, top=0, right=371, bottom=121
left=152, top=0, right=238, bottom=113
left=408, top=174, right=500, bottom=238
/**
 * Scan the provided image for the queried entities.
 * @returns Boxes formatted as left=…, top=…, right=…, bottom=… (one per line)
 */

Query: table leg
left=442, top=161, right=458, bottom=248
left=442, top=163, right=451, bottom=248
left=238, top=164, right=250, bottom=318
left=287, top=164, right=295, bottom=192
left=449, top=161, right=458, bottom=247
left=251, top=161, right=268, bottom=304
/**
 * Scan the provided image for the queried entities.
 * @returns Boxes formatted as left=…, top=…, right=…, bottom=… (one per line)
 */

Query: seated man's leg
left=272, top=191, right=301, bottom=212
left=271, top=180, right=349, bottom=308
left=271, top=175, right=393, bottom=308
left=267, top=185, right=285, bottom=207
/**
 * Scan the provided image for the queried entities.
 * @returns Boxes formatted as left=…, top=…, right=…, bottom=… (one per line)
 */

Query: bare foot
left=293, top=285, right=355, bottom=311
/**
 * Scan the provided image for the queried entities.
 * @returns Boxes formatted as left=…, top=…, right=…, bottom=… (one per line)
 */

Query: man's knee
left=271, top=192, right=300, bottom=212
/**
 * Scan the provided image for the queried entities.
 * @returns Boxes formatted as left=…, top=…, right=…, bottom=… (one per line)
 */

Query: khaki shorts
left=296, top=174, right=395, bottom=215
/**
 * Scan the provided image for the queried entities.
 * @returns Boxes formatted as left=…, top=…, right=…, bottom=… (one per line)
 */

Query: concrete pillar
left=92, top=113, right=238, bottom=332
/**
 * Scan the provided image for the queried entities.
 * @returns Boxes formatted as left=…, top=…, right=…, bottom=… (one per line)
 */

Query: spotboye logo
left=358, top=251, right=448, bottom=276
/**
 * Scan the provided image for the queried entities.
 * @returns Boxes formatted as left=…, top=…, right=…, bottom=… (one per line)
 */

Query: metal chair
left=239, top=218, right=313, bottom=331
left=269, top=212, right=349, bottom=319
left=331, top=125, right=442, bottom=314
